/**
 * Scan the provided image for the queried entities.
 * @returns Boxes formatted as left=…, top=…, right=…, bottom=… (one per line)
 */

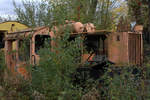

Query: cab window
left=35, top=35, right=51, bottom=54
left=18, top=39, right=30, bottom=61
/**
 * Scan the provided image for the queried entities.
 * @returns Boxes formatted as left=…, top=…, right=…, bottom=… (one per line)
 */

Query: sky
left=0, top=0, right=19, bottom=18
left=0, top=0, right=40, bottom=19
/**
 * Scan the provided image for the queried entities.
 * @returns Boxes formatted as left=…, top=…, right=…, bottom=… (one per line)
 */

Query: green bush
left=100, top=66, right=150, bottom=100
left=31, top=30, right=84, bottom=100
left=0, top=50, right=5, bottom=84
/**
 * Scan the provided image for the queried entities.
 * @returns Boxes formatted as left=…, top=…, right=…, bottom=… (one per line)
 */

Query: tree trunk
left=91, top=0, right=98, bottom=15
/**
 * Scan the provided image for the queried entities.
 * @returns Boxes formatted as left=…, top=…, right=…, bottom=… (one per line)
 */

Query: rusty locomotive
left=4, top=21, right=143, bottom=78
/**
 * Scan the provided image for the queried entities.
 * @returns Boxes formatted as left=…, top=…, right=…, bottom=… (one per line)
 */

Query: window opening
left=0, top=32, right=5, bottom=49
left=117, top=35, right=120, bottom=41
left=18, top=39, right=30, bottom=62
left=83, top=35, right=102, bottom=54
left=35, top=35, right=51, bottom=54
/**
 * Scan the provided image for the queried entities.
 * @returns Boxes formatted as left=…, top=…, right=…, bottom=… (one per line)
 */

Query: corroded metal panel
left=108, top=32, right=129, bottom=65
left=128, top=33, right=142, bottom=65
left=108, top=31, right=143, bottom=65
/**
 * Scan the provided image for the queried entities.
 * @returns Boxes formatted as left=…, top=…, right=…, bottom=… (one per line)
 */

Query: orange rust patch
left=17, top=67, right=28, bottom=79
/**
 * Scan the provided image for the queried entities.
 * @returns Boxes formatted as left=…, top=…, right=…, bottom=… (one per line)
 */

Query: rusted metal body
left=128, top=33, right=143, bottom=65
left=4, top=22, right=143, bottom=78
left=4, top=28, right=108, bottom=78
left=5, top=27, right=53, bottom=78
left=108, top=31, right=143, bottom=66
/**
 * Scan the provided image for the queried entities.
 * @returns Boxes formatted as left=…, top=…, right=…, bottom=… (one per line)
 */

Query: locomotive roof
left=5, top=26, right=112, bottom=40
left=5, top=26, right=49, bottom=40
left=8, top=26, right=48, bottom=34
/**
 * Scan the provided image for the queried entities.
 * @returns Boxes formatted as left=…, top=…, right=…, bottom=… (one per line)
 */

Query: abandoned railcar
left=4, top=22, right=143, bottom=78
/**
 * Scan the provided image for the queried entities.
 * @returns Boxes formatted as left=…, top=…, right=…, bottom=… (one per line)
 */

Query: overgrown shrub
left=2, top=44, right=150, bottom=100
left=99, top=66, right=150, bottom=100
left=31, top=30, right=84, bottom=100
left=0, top=49, right=5, bottom=84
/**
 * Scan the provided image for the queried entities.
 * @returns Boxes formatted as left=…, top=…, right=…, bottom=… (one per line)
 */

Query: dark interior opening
left=0, top=31, right=5, bottom=49
left=68, top=36, right=76, bottom=42
left=117, top=35, right=120, bottom=41
left=83, top=35, right=107, bottom=62
left=35, top=35, right=51, bottom=54
left=18, top=39, right=30, bottom=61
left=83, top=35, right=104, bottom=55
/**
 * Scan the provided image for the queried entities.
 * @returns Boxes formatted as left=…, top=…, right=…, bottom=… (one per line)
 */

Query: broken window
left=68, top=36, right=75, bottom=42
left=83, top=35, right=105, bottom=55
left=35, top=35, right=51, bottom=54
left=0, top=32, right=5, bottom=49
left=18, top=39, right=30, bottom=62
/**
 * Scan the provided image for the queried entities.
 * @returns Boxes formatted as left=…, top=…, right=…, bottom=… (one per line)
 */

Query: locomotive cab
left=69, top=31, right=110, bottom=65
left=4, top=27, right=52, bottom=78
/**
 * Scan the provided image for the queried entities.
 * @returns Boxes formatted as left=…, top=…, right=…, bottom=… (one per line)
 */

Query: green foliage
left=31, top=29, right=83, bottom=99
left=0, top=50, right=5, bottom=71
left=0, top=48, right=33, bottom=100
left=0, top=50, right=5, bottom=83
left=2, top=43, right=150, bottom=100
left=127, top=0, right=150, bottom=26
left=0, top=0, right=147, bottom=100
left=13, top=0, right=125, bottom=30
left=18, top=37, right=31, bottom=62
left=100, top=66, right=150, bottom=100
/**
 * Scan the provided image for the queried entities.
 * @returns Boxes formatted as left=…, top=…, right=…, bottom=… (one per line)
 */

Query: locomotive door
left=128, top=33, right=142, bottom=65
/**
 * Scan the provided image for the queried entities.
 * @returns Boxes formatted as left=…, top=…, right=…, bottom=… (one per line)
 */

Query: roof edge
left=0, top=21, right=29, bottom=28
